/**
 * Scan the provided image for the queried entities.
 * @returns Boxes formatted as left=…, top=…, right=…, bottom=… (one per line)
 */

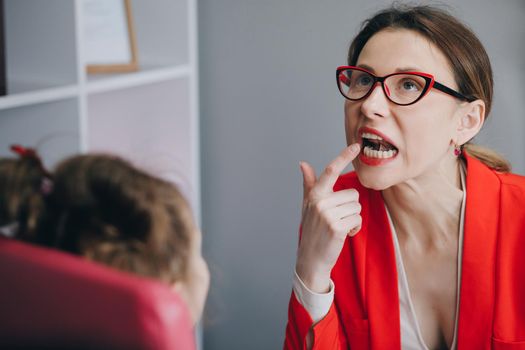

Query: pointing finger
left=317, top=143, right=360, bottom=193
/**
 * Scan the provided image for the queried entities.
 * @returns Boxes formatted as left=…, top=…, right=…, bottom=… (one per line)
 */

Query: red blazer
left=284, top=153, right=525, bottom=349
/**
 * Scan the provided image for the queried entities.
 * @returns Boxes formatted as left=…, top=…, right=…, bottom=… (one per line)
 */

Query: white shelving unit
left=0, top=0, right=201, bottom=221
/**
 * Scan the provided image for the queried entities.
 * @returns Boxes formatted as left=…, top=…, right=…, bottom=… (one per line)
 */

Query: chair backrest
left=0, top=236, right=196, bottom=349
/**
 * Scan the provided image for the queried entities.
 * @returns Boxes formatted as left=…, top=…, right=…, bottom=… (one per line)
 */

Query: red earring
left=454, top=144, right=462, bottom=157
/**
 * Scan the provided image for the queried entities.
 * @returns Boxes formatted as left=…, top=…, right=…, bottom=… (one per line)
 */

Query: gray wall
left=198, top=1, right=525, bottom=349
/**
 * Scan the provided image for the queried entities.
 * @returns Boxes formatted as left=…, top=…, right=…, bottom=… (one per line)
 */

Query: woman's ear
left=456, top=99, right=485, bottom=145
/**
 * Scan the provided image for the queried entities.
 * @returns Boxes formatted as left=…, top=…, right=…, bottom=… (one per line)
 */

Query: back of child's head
left=41, top=154, right=195, bottom=284
left=1, top=148, right=196, bottom=285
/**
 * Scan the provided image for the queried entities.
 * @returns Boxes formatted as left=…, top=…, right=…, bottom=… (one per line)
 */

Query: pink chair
left=0, top=236, right=196, bottom=349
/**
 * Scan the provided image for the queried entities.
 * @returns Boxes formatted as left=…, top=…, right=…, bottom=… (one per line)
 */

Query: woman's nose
left=360, top=82, right=390, bottom=119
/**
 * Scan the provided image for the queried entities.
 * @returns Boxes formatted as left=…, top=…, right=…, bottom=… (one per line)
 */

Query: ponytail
left=0, top=146, right=50, bottom=239
left=463, top=142, right=511, bottom=173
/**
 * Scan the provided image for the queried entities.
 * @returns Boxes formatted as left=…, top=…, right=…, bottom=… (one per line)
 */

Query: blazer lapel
left=366, top=189, right=402, bottom=349
left=456, top=153, right=500, bottom=348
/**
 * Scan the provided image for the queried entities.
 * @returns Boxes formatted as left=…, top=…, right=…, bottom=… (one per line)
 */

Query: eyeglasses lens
left=338, top=69, right=428, bottom=105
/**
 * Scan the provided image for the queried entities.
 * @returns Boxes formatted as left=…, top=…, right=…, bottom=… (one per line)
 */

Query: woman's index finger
left=316, top=143, right=361, bottom=193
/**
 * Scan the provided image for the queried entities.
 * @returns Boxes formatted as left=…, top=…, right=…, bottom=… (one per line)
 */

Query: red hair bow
left=10, top=144, right=38, bottom=158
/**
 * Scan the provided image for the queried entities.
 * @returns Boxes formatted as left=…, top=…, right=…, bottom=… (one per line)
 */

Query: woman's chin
left=355, top=170, right=395, bottom=191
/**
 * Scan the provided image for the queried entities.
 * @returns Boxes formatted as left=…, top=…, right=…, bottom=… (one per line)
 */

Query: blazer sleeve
left=284, top=172, right=361, bottom=350
left=284, top=292, right=346, bottom=350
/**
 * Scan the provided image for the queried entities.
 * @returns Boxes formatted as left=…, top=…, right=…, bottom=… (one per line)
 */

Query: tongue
left=379, top=141, right=395, bottom=151
left=364, top=139, right=397, bottom=151
left=375, top=139, right=396, bottom=151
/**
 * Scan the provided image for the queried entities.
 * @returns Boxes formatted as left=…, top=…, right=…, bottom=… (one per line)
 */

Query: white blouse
left=387, top=163, right=466, bottom=349
left=293, top=164, right=467, bottom=349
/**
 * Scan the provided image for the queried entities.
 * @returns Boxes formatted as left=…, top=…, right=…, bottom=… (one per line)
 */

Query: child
left=0, top=145, right=209, bottom=324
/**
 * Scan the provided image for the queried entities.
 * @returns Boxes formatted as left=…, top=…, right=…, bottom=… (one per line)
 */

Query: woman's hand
left=295, top=143, right=362, bottom=293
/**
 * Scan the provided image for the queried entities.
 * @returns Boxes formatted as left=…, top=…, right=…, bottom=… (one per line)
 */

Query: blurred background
left=0, top=0, right=523, bottom=349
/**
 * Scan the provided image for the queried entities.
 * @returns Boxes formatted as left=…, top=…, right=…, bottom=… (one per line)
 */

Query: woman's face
left=173, top=228, right=210, bottom=325
left=345, top=29, right=467, bottom=190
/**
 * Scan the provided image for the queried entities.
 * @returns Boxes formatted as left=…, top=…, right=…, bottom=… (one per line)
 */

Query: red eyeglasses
left=336, top=66, right=475, bottom=106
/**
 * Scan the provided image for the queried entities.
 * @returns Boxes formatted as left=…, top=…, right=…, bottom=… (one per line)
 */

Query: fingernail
left=350, top=144, right=360, bottom=152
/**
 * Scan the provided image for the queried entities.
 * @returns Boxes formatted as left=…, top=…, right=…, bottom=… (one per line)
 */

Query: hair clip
left=10, top=144, right=51, bottom=178
left=10, top=144, right=37, bottom=158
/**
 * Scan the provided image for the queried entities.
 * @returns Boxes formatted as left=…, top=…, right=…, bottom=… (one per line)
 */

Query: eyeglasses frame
left=336, top=65, right=476, bottom=106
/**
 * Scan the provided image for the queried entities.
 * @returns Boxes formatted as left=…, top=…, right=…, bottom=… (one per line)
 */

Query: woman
left=0, top=146, right=209, bottom=325
left=284, top=5, right=525, bottom=350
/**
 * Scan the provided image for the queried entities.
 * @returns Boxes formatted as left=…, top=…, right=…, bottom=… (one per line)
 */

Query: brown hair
left=0, top=151, right=49, bottom=238
left=46, top=154, right=195, bottom=284
left=347, top=4, right=511, bottom=172
left=2, top=152, right=194, bottom=285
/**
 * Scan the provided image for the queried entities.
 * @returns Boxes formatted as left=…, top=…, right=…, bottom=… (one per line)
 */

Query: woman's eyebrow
left=356, top=64, right=425, bottom=74
left=357, top=64, right=375, bottom=72
left=395, top=66, right=424, bottom=72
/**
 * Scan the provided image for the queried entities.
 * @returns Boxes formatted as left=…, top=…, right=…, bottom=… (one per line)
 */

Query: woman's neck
left=381, top=156, right=464, bottom=251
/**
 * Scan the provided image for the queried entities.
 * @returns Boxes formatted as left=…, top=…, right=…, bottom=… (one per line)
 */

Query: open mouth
left=360, top=132, right=398, bottom=159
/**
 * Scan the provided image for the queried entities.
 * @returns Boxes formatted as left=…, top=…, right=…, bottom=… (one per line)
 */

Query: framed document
left=83, top=0, right=138, bottom=74
left=0, top=0, right=6, bottom=95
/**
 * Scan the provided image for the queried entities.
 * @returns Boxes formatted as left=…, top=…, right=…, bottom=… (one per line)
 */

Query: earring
left=454, top=144, right=462, bottom=157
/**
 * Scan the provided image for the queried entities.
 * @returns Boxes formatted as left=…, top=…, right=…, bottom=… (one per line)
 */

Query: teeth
left=361, top=132, right=383, bottom=141
left=363, top=146, right=397, bottom=159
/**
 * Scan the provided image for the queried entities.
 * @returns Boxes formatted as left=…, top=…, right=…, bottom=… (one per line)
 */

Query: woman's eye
left=401, top=79, right=420, bottom=91
left=356, top=75, right=373, bottom=86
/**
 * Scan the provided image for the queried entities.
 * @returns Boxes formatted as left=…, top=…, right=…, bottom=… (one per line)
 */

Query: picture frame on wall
left=0, top=0, right=6, bottom=95
left=83, top=0, right=138, bottom=74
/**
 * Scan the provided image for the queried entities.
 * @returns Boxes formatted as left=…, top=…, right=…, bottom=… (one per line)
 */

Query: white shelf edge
left=75, top=0, right=89, bottom=153
left=188, top=0, right=201, bottom=226
left=86, top=65, right=192, bottom=95
left=0, top=85, right=80, bottom=110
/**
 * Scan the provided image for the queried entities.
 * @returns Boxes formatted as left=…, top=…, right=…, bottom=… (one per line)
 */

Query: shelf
left=86, top=77, right=195, bottom=205
left=0, top=84, right=79, bottom=111
left=0, top=0, right=200, bottom=345
left=3, top=0, right=78, bottom=93
left=86, top=64, right=191, bottom=94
